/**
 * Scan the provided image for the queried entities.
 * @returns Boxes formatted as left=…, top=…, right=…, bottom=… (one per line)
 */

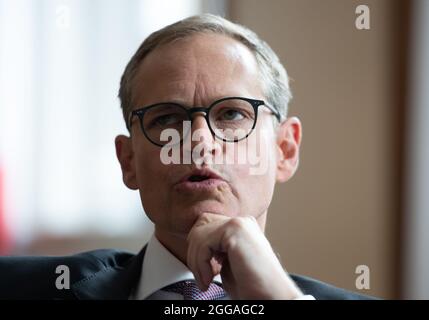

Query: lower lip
left=174, top=179, right=227, bottom=192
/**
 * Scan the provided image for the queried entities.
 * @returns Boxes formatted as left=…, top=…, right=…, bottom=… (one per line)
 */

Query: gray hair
left=118, top=14, right=292, bottom=132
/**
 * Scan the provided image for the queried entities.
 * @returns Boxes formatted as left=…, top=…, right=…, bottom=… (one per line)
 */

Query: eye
left=218, top=108, right=246, bottom=121
left=153, top=114, right=180, bottom=126
left=146, top=112, right=186, bottom=129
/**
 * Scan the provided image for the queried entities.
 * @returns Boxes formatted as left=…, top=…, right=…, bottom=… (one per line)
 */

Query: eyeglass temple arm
left=262, top=103, right=281, bottom=121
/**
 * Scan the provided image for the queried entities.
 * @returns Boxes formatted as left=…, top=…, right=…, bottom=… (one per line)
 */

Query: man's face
left=116, top=33, right=299, bottom=240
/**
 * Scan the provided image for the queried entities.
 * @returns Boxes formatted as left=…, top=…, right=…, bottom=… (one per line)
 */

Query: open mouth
left=175, top=169, right=226, bottom=191
left=188, top=174, right=211, bottom=182
left=177, top=168, right=224, bottom=184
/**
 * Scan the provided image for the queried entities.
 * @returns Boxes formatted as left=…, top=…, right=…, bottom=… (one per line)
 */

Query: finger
left=192, top=226, right=226, bottom=290
left=189, top=243, right=222, bottom=291
left=195, top=242, right=215, bottom=290
left=186, top=214, right=227, bottom=289
left=211, top=254, right=224, bottom=275
left=219, top=258, right=236, bottom=298
left=187, top=224, right=210, bottom=290
left=187, top=230, right=203, bottom=288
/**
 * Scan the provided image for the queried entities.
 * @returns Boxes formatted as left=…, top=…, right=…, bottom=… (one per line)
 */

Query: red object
left=0, top=164, right=10, bottom=254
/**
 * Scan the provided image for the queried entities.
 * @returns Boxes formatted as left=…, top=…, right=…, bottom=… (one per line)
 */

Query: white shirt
left=131, top=233, right=314, bottom=300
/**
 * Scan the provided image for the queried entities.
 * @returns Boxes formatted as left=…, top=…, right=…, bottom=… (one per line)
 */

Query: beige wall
left=230, top=0, right=403, bottom=299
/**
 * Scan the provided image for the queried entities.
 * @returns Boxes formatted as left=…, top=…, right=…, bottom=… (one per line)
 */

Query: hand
left=186, top=212, right=303, bottom=299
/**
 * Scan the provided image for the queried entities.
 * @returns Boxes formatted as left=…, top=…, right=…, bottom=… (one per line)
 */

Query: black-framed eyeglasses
left=128, top=96, right=281, bottom=147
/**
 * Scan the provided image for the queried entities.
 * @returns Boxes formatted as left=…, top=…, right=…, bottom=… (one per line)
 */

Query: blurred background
left=0, top=0, right=427, bottom=299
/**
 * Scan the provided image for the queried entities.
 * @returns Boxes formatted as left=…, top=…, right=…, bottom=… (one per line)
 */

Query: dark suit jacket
left=0, top=246, right=374, bottom=300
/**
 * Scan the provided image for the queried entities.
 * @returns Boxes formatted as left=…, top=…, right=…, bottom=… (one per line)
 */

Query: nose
left=191, top=111, right=212, bottom=137
left=183, top=112, right=220, bottom=164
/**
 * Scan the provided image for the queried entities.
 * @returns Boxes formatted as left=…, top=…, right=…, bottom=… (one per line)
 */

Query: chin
left=171, top=201, right=236, bottom=228
left=189, top=201, right=236, bottom=217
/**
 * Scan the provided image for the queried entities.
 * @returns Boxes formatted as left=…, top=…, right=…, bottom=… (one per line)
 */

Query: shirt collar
left=133, top=233, right=222, bottom=300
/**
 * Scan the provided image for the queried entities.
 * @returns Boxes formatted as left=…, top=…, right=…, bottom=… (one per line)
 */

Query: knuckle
left=227, top=217, right=246, bottom=229
left=200, top=212, right=211, bottom=221
left=227, top=216, right=256, bottom=230
left=196, top=212, right=212, bottom=226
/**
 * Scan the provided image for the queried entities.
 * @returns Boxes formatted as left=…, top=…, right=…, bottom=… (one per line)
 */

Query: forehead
left=130, top=33, right=263, bottom=108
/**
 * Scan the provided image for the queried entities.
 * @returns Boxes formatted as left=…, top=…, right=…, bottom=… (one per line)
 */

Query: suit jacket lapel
left=71, top=246, right=147, bottom=300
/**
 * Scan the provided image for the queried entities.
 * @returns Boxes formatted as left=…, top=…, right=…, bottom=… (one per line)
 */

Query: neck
left=154, top=212, right=267, bottom=267
left=154, top=228, right=189, bottom=265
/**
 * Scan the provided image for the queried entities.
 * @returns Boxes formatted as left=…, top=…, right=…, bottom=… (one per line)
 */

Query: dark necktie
left=162, top=280, right=226, bottom=300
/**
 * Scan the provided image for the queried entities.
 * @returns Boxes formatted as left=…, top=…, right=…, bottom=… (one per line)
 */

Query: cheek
left=231, top=163, right=276, bottom=216
left=225, top=125, right=277, bottom=178
left=134, top=148, right=167, bottom=192
left=225, top=129, right=277, bottom=213
left=135, top=152, right=172, bottom=222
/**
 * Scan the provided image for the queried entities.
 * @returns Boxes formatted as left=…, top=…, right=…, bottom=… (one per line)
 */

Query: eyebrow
left=137, top=94, right=250, bottom=108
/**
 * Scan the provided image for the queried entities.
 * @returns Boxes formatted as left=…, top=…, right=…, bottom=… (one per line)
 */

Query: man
left=0, top=14, right=373, bottom=300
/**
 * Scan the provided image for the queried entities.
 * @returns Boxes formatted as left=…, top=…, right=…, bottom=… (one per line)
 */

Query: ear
left=275, top=117, right=302, bottom=183
left=115, top=135, right=139, bottom=190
